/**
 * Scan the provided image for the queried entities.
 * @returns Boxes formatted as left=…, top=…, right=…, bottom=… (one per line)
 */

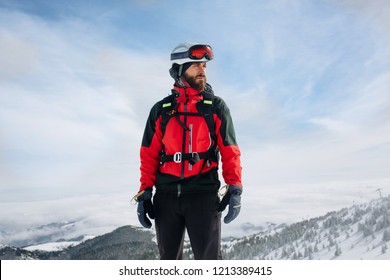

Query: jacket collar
left=173, top=85, right=202, bottom=97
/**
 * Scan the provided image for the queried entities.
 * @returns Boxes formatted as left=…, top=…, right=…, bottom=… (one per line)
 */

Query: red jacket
left=139, top=84, right=242, bottom=194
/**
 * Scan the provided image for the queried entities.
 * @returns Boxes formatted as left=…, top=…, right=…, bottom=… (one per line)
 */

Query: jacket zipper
left=178, top=93, right=189, bottom=197
left=188, top=124, right=193, bottom=171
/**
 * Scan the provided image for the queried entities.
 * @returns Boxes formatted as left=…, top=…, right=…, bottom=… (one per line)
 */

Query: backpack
left=159, top=88, right=219, bottom=165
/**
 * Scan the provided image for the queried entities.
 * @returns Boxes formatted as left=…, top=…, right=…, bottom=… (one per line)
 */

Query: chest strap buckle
left=173, top=152, right=182, bottom=163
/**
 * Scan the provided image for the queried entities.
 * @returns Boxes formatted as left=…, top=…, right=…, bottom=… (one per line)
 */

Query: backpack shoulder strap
left=160, top=88, right=217, bottom=142
left=160, top=90, right=179, bottom=136
left=159, top=88, right=220, bottom=165
left=196, top=89, right=216, bottom=141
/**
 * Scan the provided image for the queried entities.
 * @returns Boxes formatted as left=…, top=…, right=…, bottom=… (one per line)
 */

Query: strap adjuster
left=189, top=152, right=200, bottom=165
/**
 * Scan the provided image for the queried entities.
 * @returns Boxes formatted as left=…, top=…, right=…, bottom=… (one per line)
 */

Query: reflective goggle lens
left=171, top=44, right=214, bottom=61
left=189, top=45, right=214, bottom=60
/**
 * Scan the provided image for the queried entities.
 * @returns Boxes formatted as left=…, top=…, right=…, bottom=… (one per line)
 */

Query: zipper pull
left=177, top=184, right=182, bottom=197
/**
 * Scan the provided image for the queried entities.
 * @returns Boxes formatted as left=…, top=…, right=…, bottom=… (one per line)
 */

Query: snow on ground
left=23, top=235, right=95, bottom=252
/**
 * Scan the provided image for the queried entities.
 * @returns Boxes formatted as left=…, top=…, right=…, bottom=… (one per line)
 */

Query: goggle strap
left=171, top=51, right=190, bottom=60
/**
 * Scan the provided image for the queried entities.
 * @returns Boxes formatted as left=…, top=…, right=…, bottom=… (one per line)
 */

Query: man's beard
left=183, top=73, right=206, bottom=91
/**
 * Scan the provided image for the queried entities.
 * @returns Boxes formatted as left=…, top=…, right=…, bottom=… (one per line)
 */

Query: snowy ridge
left=0, top=226, right=158, bottom=260
left=222, top=196, right=390, bottom=259
left=23, top=235, right=95, bottom=252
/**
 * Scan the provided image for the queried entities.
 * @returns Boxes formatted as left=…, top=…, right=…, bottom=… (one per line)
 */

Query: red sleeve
left=139, top=109, right=163, bottom=192
left=214, top=109, right=243, bottom=188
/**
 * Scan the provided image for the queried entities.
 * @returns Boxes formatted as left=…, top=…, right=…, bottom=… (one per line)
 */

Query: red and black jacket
left=139, top=84, right=242, bottom=194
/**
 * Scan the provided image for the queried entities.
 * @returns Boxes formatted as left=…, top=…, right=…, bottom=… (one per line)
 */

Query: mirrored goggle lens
left=189, top=45, right=214, bottom=60
left=171, top=45, right=214, bottom=61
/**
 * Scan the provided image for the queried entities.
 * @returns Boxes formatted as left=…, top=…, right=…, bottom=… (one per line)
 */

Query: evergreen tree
left=381, top=244, right=387, bottom=254
left=335, top=244, right=342, bottom=257
left=383, top=230, right=390, bottom=242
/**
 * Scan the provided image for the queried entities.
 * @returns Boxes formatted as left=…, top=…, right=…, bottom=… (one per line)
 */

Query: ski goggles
left=171, top=44, right=214, bottom=61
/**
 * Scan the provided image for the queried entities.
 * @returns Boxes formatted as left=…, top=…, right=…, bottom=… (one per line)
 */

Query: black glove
left=217, top=185, right=242, bottom=224
left=135, top=188, right=155, bottom=228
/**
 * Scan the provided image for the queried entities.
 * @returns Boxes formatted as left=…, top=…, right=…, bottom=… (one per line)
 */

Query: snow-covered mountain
left=1, top=196, right=389, bottom=260
left=222, top=196, right=390, bottom=260
left=0, top=226, right=158, bottom=260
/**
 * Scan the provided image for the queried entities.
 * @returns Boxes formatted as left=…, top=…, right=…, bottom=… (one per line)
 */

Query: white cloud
left=309, top=117, right=357, bottom=134
left=0, top=31, right=37, bottom=82
left=93, top=46, right=172, bottom=116
left=334, top=0, right=390, bottom=37
left=0, top=8, right=171, bottom=198
left=0, top=192, right=136, bottom=244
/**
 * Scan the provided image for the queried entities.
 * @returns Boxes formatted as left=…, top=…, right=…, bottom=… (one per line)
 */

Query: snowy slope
left=23, top=235, right=95, bottom=252
left=223, top=196, right=390, bottom=259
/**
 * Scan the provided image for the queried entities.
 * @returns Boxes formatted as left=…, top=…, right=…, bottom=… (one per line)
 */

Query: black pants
left=154, top=191, right=222, bottom=260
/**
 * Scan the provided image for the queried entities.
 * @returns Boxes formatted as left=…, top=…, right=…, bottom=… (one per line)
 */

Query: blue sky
left=1, top=0, right=390, bottom=237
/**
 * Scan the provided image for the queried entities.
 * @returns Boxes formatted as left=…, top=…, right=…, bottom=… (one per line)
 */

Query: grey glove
left=135, top=188, right=155, bottom=228
left=217, top=185, right=242, bottom=224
